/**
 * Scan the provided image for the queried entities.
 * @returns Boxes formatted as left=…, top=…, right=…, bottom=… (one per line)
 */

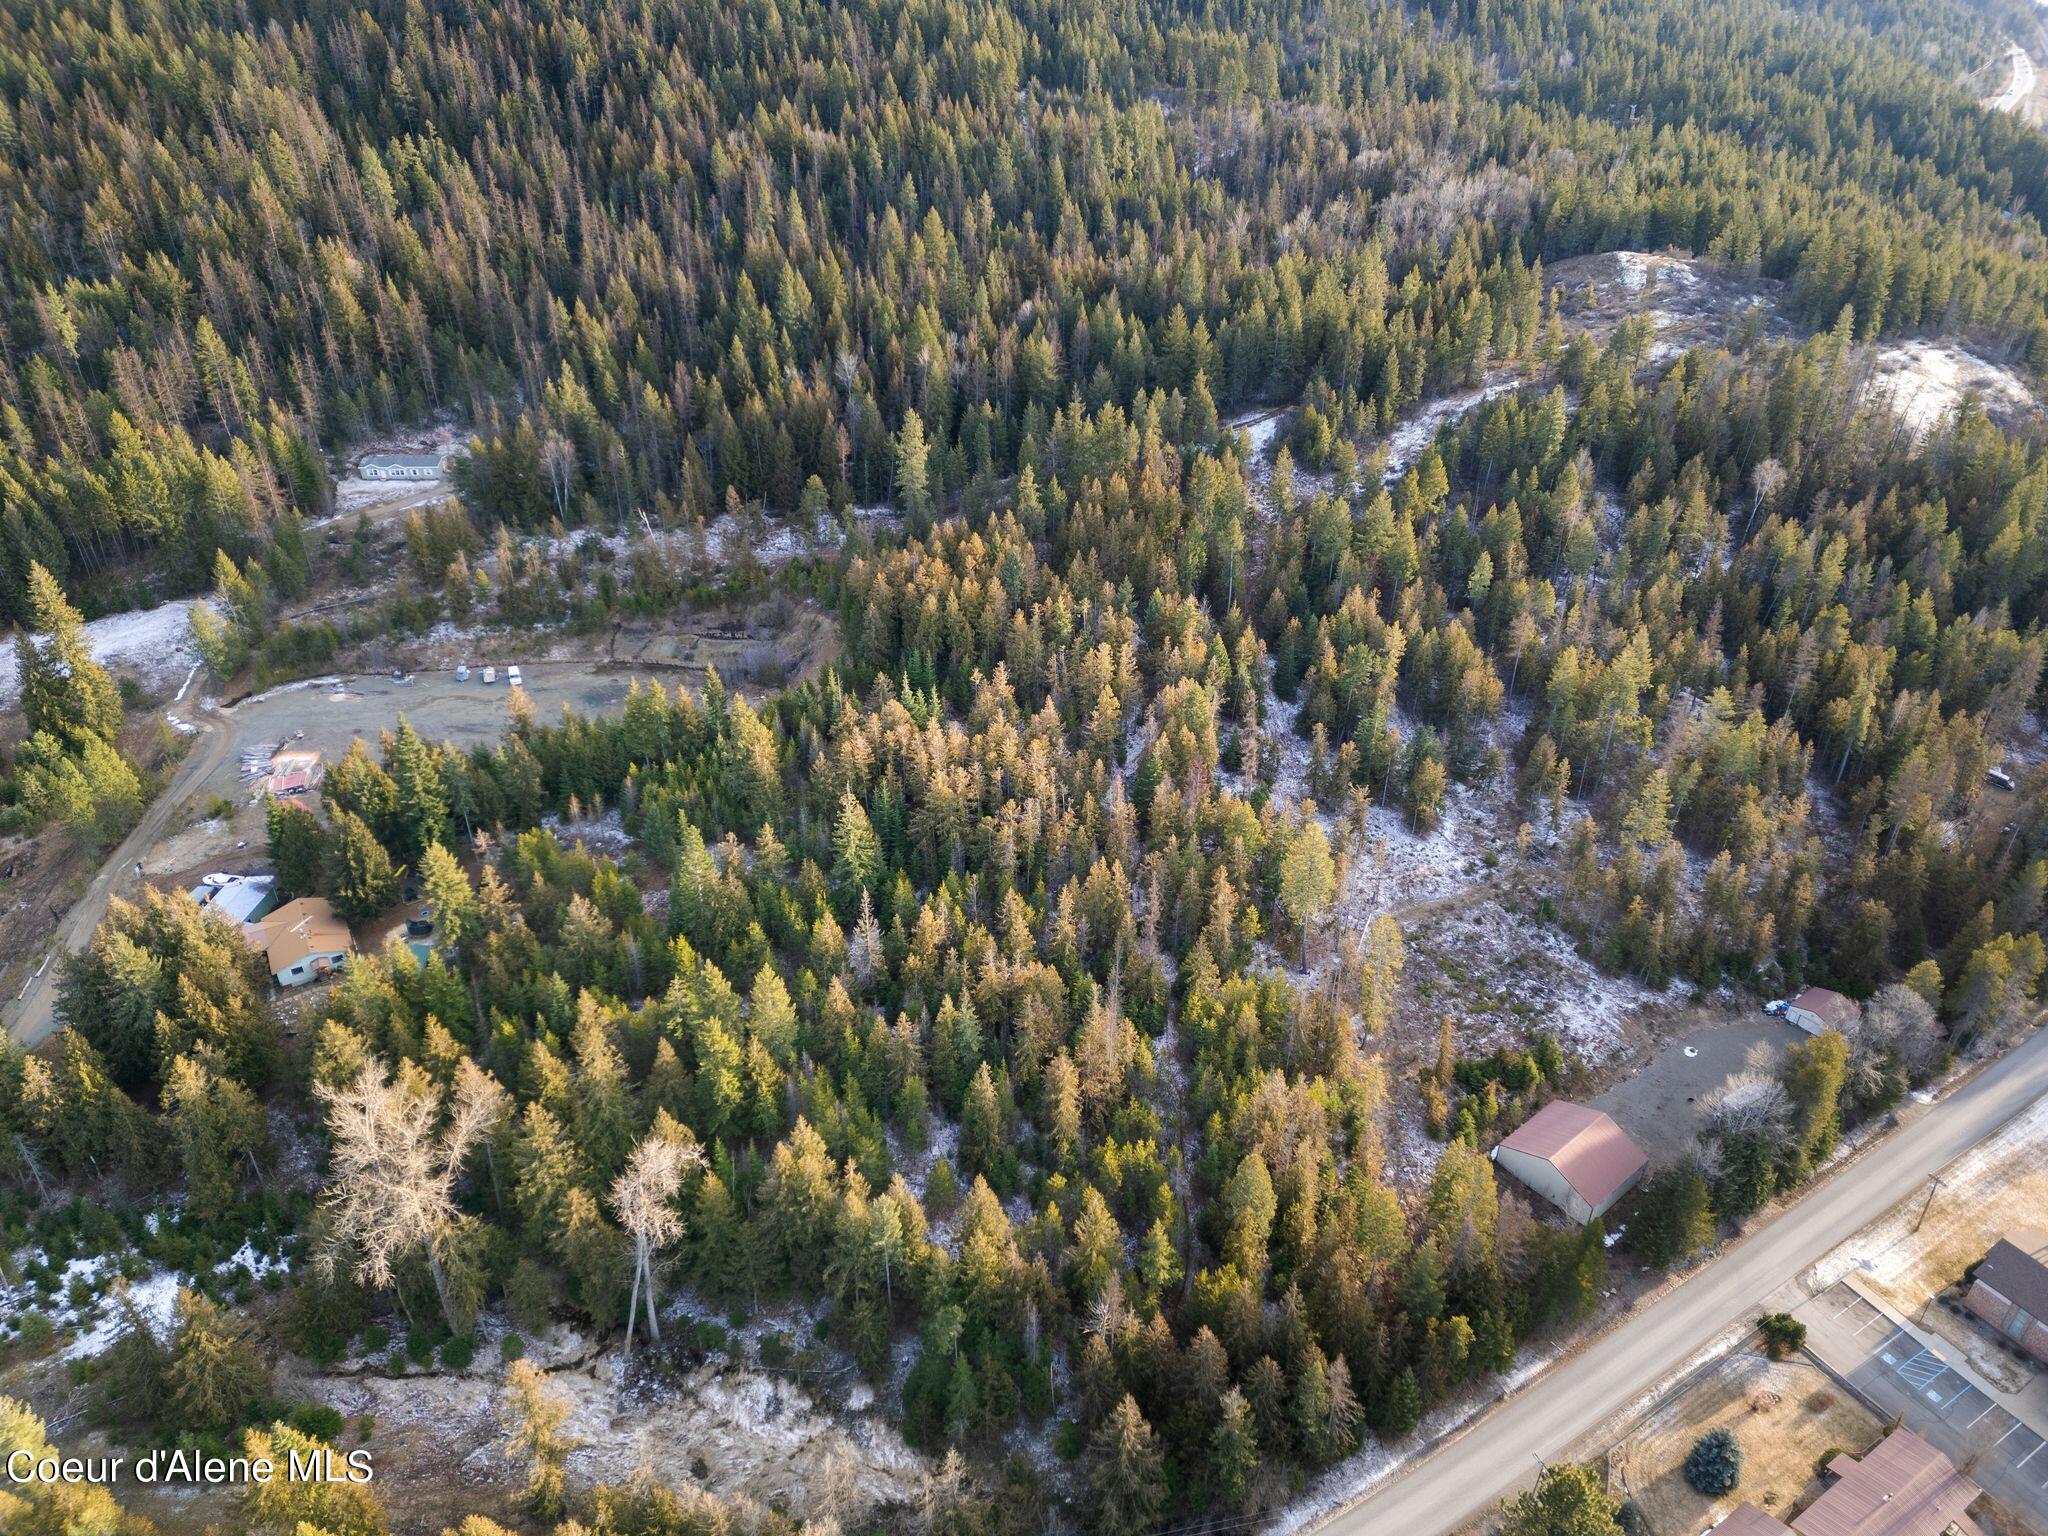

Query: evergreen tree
left=1086, top=1395, right=1167, bottom=1536
left=164, top=1288, right=268, bottom=1431
left=324, top=808, right=400, bottom=925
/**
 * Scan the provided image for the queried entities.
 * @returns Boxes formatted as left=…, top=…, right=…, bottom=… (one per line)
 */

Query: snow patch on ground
left=0, top=600, right=204, bottom=708
left=58, top=1269, right=185, bottom=1368
left=1228, top=409, right=1290, bottom=467
left=535, top=505, right=893, bottom=577
left=327, top=422, right=472, bottom=516
left=542, top=807, right=634, bottom=856
left=1380, top=378, right=1519, bottom=483
left=1806, top=1086, right=2048, bottom=1293
left=1270, top=1340, right=1568, bottom=1536
left=1865, top=339, right=2038, bottom=439
left=1404, top=900, right=1667, bottom=1065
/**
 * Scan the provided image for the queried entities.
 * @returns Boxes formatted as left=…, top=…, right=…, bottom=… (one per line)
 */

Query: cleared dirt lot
left=147, top=664, right=642, bottom=887
left=1592, top=1017, right=1810, bottom=1167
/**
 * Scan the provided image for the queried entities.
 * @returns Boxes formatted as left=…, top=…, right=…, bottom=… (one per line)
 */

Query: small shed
left=245, top=896, right=354, bottom=986
left=1786, top=986, right=1860, bottom=1037
left=265, top=748, right=323, bottom=798
left=358, top=452, right=441, bottom=481
left=1492, top=1101, right=1648, bottom=1224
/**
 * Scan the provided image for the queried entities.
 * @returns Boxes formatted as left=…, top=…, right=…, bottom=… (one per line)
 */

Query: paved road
left=5, top=704, right=234, bottom=1049
left=1988, top=41, right=2037, bottom=115
left=1312, top=1026, right=2048, bottom=1536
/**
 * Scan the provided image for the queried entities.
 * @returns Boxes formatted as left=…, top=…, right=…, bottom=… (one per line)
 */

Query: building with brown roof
left=1711, top=1429, right=1983, bottom=1536
left=1964, top=1229, right=2048, bottom=1364
left=1714, top=1506, right=1801, bottom=1536
left=245, top=896, right=354, bottom=987
left=1794, top=1428, right=1982, bottom=1536
left=1785, top=986, right=1860, bottom=1036
left=1490, top=1100, right=1648, bottom=1223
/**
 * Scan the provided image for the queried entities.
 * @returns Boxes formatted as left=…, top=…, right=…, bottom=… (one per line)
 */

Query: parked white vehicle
left=506, top=664, right=523, bottom=688
left=456, top=664, right=470, bottom=682
left=482, top=666, right=498, bottom=684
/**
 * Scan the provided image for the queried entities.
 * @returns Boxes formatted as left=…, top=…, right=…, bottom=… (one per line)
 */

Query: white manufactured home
left=358, top=452, right=442, bottom=481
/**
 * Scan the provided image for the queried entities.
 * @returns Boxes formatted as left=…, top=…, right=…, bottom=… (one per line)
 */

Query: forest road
left=4, top=704, right=234, bottom=1050
left=1307, top=1024, right=2048, bottom=1536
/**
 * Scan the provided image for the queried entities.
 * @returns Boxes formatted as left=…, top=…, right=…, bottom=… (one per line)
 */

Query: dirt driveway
left=1592, top=1016, right=1809, bottom=1167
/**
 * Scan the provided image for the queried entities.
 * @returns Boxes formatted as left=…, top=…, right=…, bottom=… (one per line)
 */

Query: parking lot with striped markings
left=1799, top=1281, right=2048, bottom=1520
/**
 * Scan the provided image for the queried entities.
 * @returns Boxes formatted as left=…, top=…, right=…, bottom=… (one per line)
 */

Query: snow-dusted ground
left=1865, top=339, right=2039, bottom=438
left=0, top=1235, right=292, bottom=1360
left=0, top=599, right=204, bottom=708
left=1806, top=1085, right=2048, bottom=1295
left=535, top=504, right=895, bottom=576
left=57, top=1267, right=184, bottom=1360
left=1403, top=899, right=1671, bottom=1066
left=308, top=1348, right=927, bottom=1522
left=1227, top=408, right=1290, bottom=468
left=1380, top=378, right=1519, bottom=483
left=325, top=421, right=473, bottom=517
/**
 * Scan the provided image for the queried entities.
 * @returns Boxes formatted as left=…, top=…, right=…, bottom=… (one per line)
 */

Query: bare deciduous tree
left=610, top=1124, right=703, bottom=1350
left=1859, top=981, right=1944, bottom=1080
left=316, top=1059, right=503, bottom=1329
left=1699, top=1069, right=1793, bottom=1143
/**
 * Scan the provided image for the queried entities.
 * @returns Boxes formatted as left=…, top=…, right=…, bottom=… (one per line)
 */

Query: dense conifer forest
left=3, top=0, right=2048, bottom=1529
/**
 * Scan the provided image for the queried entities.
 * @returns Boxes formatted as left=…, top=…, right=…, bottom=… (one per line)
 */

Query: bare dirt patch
left=1592, top=1018, right=1810, bottom=1168
left=1862, top=339, right=2040, bottom=439
left=283, top=1350, right=927, bottom=1533
left=1548, top=251, right=1792, bottom=362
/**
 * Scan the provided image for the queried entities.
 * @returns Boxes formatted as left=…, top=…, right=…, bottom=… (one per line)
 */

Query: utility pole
left=1912, top=1173, right=1943, bottom=1233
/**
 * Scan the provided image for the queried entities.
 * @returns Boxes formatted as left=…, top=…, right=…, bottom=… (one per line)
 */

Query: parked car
left=456, top=664, right=470, bottom=682
left=1988, top=767, right=2016, bottom=791
left=506, top=664, right=523, bottom=688
left=482, top=666, right=498, bottom=684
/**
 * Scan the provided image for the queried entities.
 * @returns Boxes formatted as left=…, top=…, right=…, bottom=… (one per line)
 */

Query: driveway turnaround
left=1308, top=1026, right=2048, bottom=1536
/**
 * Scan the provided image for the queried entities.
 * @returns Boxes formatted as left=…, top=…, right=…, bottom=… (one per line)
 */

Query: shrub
left=1617, top=1499, right=1645, bottom=1535
left=286, top=1403, right=346, bottom=1441
left=499, top=1334, right=526, bottom=1363
left=439, top=1336, right=476, bottom=1370
left=1684, top=1427, right=1743, bottom=1496
left=1759, top=1312, right=1807, bottom=1359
